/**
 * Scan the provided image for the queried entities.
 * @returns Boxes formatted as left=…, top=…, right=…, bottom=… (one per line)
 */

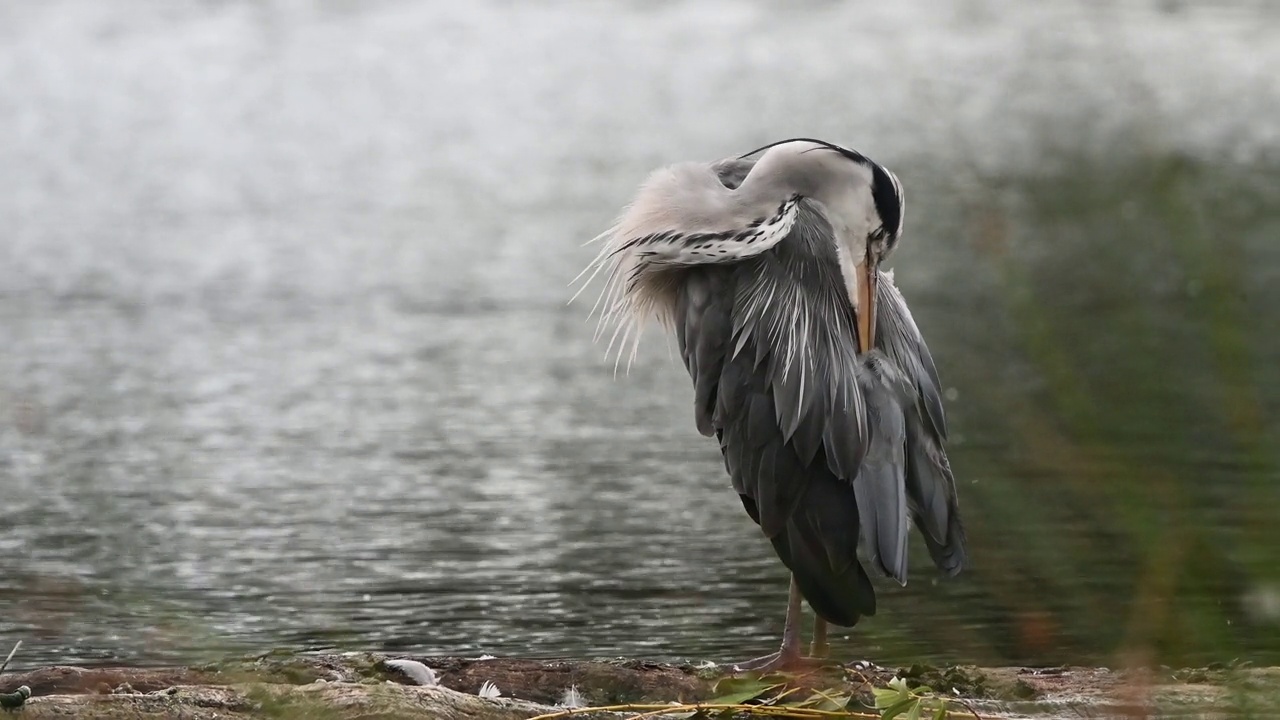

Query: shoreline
left=1, top=652, right=1277, bottom=719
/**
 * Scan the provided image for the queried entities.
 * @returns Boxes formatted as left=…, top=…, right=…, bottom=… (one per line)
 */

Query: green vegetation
left=521, top=672, right=969, bottom=720
left=862, top=142, right=1280, bottom=668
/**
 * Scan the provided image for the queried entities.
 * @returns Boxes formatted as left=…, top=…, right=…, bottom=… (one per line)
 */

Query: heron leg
left=732, top=576, right=830, bottom=672
left=810, top=618, right=829, bottom=658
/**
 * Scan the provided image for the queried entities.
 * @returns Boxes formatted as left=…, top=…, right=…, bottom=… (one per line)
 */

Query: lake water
left=1, top=0, right=1278, bottom=672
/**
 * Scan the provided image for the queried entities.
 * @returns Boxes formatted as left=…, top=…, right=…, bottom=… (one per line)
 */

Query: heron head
left=740, top=138, right=904, bottom=351
left=740, top=138, right=903, bottom=258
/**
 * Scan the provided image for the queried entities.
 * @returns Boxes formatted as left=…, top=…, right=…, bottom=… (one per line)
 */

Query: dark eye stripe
left=869, top=164, right=903, bottom=239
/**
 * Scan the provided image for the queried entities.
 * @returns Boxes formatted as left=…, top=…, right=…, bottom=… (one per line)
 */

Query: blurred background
left=1, top=0, right=1277, bottom=672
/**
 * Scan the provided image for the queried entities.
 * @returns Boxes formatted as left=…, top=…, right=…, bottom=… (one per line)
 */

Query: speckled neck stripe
left=619, top=195, right=801, bottom=265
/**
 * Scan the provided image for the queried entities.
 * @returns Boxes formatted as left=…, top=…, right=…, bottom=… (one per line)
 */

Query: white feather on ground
left=382, top=659, right=438, bottom=686
left=478, top=680, right=502, bottom=699
left=558, top=684, right=587, bottom=708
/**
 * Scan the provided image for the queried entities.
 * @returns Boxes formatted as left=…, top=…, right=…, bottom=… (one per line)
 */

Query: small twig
left=805, top=687, right=848, bottom=708
left=620, top=705, right=702, bottom=720
left=769, top=686, right=805, bottom=704
left=841, top=667, right=873, bottom=691
left=527, top=703, right=680, bottom=720
left=0, top=641, right=21, bottom=676
left=952, top=696, right=984, bottom=720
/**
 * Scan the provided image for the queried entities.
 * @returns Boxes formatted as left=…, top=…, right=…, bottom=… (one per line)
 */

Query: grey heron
left=576, top=138, right=967, bottom=671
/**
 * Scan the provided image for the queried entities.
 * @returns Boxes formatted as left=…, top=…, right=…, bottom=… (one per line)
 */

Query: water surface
left=1, top=0, right=1278, bottom=671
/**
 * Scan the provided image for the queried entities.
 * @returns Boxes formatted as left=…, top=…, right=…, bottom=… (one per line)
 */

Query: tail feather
left=920, top=511, right=967, bottom=577
left=904, top=414, right=968, bottom=576
left=853, top=355, right=912, bottom=585
left=768, top=472, right=877, bottom=627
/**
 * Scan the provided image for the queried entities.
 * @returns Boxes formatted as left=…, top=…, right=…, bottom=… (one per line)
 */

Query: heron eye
left=869, top=226, right=888, bottom=242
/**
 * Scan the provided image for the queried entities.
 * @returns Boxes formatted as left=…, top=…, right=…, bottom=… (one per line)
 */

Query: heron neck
left=732, top=165, right=802, bottom=221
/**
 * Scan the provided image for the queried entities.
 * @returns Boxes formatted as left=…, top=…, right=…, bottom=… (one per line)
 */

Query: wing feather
left=874, top=272, right=968, bottom=575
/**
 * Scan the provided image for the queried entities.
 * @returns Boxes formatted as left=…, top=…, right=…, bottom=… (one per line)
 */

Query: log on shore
left=1, top=652, right=1277, bottom=719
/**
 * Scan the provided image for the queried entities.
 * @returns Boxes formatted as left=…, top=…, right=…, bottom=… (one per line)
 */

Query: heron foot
left=732, top=649, right=831, bottom=673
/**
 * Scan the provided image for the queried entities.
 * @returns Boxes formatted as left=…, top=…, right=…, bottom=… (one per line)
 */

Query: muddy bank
left=1, top=653, right=1277, bottom=719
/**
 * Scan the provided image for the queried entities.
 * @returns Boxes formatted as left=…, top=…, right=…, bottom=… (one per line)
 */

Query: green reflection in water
left=874, top=147, right=1280, bottom=668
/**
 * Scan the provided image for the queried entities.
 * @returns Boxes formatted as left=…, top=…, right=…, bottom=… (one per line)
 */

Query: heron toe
left=732, top=649, right=833, bottom=674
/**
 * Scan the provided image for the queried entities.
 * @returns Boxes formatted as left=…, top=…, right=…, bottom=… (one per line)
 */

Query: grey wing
left=874, top=274, right=968, bottom=575
left=681, top=158, right=871, bottom=481
left=672, top=256, right=880, bottom=625
left=670, top=173, right=913, bottom=624
left=673, top=201, right=872, bottom=493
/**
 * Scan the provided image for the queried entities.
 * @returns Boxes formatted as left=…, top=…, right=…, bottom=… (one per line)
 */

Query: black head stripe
left=869, top=164, right=903, bottom=240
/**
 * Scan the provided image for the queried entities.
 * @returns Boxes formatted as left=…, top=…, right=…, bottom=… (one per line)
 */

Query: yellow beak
left=856, top=249, right=878, bottom=355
